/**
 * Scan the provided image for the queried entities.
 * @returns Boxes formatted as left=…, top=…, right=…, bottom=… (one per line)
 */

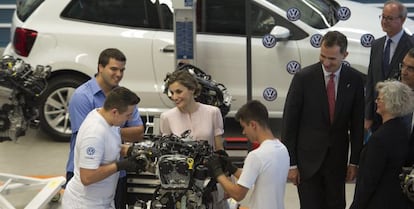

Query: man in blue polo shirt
left=65, top=48, right=144, bottom=209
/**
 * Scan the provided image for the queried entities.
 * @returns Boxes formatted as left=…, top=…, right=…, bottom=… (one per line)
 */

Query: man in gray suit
left=282, top=31, right=364, bottom=209
left=365, top=0, right=414, bottom=132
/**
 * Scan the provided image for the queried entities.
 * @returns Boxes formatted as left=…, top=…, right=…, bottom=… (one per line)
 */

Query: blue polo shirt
left=66, top=77, right=143, bottom=176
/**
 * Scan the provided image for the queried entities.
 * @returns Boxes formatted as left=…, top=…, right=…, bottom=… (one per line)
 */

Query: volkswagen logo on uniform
left=286, top=61, right=301, bottom=74
left=86, top=147, right=96, bottom=156
left=263, top=87, right=278, bottom=101
left=336, top=7, right=351, bottom=21
left=262, top=34, right=277, bottom=48
left=286, top=7, right=301, bottom=21
left=360, top=34, right=375, bottom=48
left=310, top=34, right=323, bottom=48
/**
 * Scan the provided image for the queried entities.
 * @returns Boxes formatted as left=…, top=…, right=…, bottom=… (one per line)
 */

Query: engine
left=401, top=166, right=414, bottom=202
left=127, top=133, right=218, bottom=209
left=0, top=56, right=51, bottom=142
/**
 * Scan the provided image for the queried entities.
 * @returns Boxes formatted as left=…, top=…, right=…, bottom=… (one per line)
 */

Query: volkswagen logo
left=337, top=7, right=351, bottom=21
left=86, top=147, right=96, bottom=155
left=310, top=34, right=323, bottom=48
left=342, top=61, right=351, bottom=67
left=287, top=7, right=301, bottom=21
left=360, top=34, right=375, bottom=47
left=286, top=61, right=301, bottom=74
left=262, top=34, right=277, bottom=48
left=263, top=87, right=278, bottom=101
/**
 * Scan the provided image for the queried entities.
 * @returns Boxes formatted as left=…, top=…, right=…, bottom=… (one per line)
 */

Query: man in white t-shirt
left=62, top=87, right=143, bottom=209
left=208, top=100, right=290, bottom=209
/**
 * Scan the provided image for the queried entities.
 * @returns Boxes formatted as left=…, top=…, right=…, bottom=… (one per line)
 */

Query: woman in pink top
left=160, top=70, right=225, bottom=151
left=160, top=69, right=229, bottom=209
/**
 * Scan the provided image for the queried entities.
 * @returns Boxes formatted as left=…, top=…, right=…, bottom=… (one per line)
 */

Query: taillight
left=13, top=27, right=37, bottom=57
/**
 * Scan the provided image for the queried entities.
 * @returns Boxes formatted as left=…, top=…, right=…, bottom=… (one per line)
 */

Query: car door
left=152, top=0, right=306, bottom=117
left=195, top=0, right=306, bottom=117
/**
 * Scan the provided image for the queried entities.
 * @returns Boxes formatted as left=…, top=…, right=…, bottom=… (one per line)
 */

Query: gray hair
left=376, top=80, right=414, bottom=117
left=384, top=0, right=408, bottom=19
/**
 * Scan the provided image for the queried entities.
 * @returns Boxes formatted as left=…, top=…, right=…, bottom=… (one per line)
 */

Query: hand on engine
left=116, top=155, right=146, bottom=173
left=207, top=156, right=225, bottom=179
left=214, top=149, right=229, bottom=157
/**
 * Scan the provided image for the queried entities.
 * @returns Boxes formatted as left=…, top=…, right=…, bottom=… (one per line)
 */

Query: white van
left=4, top=0, right=414, bottom=140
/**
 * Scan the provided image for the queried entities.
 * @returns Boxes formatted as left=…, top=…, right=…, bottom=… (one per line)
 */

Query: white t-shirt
left=237, top=139, right=290, bottom=209
left=160, top=102, right=224, bottom=149
left=62, top=109, right=121, bottom=209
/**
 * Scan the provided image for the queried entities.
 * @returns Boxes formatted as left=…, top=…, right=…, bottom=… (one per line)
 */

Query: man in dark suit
left=402, top=48, right=414, bottom=167
left=282, top=31, right=364, bottom=209
left=365, top=0, right=414, bottom=132
left=401, top=48, right=414, bottom=208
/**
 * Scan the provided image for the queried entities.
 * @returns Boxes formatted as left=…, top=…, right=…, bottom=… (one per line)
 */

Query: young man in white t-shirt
left=62, top=87, right=143, bottom=209
left=208, top=100, right=290, bottom=209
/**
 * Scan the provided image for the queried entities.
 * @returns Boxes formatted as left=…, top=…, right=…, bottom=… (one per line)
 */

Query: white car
left=4, top=0, right=414, bottom=141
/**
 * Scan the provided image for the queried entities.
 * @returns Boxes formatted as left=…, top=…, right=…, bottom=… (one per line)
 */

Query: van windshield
left=266, top=0, right=340, bottom=29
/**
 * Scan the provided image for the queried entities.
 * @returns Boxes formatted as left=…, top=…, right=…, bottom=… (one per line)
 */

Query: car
left=3, top=0, right=414, bottom=141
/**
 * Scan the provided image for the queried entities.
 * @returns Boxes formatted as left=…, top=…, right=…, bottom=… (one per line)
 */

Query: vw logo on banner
left=360, top=34, right=375, bottom=47
left=337, top=7, right=351, bottom=21
left=287, top=7, right=301, bottom=21
left=263, top=87, right=278, bottom=101
left=286, top=61, right=301, bottom=74
left=310, top=34, right=323, bottom=48
left=342, top=61, right=351, bottom=67
left=262, top=34, right=277, bottom=48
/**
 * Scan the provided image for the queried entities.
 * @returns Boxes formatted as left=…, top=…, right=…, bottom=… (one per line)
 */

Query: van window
left=61, top=0, right=163, bottom=29
left=16, top=0, right=45, bottom=22
left=267, top=0, right=339, bottom=29
left=197, top=0, right=307, bottom=39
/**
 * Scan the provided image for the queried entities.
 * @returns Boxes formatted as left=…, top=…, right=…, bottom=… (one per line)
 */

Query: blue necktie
left=383, top=39, right=392, bottom=77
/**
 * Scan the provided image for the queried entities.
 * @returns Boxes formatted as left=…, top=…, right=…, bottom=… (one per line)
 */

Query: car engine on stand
left=401, top=166, right=414, bottom=202
left=126, top=132, right=221, bottom=209
left=0, top=56, right=51, bottom=142
left=126, top=64, right=233, bottom=209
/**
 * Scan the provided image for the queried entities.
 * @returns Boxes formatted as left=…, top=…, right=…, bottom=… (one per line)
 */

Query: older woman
left=350, top=80, right=414, bottom=209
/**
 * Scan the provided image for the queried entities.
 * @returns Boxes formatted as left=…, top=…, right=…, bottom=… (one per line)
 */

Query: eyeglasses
left=379, top=14, right=401, bottom=22
left=400, top=63, right=414, bottom=72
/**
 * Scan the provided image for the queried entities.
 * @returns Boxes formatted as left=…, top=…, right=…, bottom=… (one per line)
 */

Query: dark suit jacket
left=281, top=63, right=364, bottom=180
left=350, top=117, right=411, bottom=209
left=365, top=32, right=414, bottom=128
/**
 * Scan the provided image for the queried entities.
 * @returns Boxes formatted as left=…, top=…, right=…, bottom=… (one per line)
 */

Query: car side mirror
left=270, top=26, right=290, bottom=41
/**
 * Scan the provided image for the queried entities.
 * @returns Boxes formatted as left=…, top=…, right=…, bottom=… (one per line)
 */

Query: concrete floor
left=0, top=127, right=357, bottom=209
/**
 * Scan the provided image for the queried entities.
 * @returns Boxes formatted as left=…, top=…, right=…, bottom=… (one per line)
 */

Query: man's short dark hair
left=322, top=31, right=348, bottom=54
left=407, top=48, right=414, bottom=59
left=98, top=48, right=126, bottom=69
left=235, top=100, right=269, bottom=128
left=103, top=86, right=140, bottom=113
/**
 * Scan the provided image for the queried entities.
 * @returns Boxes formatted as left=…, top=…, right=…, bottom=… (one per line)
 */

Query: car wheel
left=39, top=75, right=88, bottom=142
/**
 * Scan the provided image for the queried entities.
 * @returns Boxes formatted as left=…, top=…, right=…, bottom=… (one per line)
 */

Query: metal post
left=245, top=0, right=252, bottom=101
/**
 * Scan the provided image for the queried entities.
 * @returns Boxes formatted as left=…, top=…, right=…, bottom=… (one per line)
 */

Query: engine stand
left=0, top=173, right=65, bottom=209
